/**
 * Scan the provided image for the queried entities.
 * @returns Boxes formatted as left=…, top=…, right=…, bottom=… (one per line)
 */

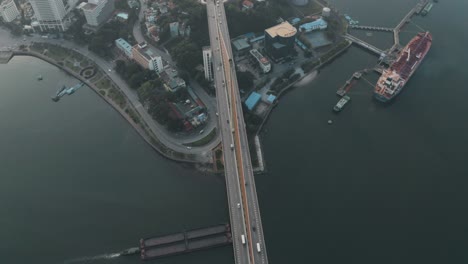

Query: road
left=206, top=1, right=268, bottom=264
left=0, top=28, right=219, bottom=161
left=132, top=1, right=222, bottom=153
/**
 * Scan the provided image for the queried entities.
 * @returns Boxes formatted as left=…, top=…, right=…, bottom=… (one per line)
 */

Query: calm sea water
left=259, top=0, right=468, bottom=263
left=1, top=0, right=467, bottom=263
left=0, top=56, right=232, bottom=264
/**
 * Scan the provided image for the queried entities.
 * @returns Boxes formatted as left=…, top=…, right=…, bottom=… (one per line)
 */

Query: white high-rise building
left=82, top=0, right=114, bottom=27
left=202, top=46, right=213, bottom=81
left=0, top=0, right=20, bottom=23
left=29, top=0, right=78, bottom=31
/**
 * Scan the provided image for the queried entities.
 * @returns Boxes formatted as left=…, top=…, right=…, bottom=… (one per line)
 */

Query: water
left=1, top=1, right=468, bottom=263
left=0, top=56, right=233, bottom=264
left=259, top=0, right=468, bottom=263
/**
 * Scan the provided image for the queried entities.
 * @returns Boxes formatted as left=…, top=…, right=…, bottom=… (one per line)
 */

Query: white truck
left=256, top=243, right=261, bottom=252
left=241, top=235, right=246, bottom=244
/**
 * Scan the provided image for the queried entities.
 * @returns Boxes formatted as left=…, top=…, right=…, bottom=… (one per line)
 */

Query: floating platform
left=140, top=224, right=231, bottom=260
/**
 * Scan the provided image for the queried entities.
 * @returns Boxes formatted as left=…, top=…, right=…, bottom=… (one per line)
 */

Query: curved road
left=0, top=27, right=219, bottom=162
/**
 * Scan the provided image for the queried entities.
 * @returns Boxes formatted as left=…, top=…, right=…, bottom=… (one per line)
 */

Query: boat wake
left=63, top=252, right=120, bottom=263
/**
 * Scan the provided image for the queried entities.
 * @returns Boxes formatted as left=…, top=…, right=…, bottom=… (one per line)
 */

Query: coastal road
left=207, top=1, right=268, bottom=264
left=0, top=29, right=217, bottom=161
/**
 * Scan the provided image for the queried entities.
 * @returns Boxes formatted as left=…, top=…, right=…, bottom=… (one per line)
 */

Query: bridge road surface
left=206, top=2, right=249, bottom=264
left=207, top=1, right=269, bottom=264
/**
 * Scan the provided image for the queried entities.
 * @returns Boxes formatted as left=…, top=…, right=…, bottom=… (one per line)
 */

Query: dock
left=349, top=25, right=393, bottom=32
left=51, top=82, right=84, bottom=102
left=346, top=0, right=430, bottom=57
left=140, top=224, right=232, bottom=260
left=336, top=70, right=365, bottom=96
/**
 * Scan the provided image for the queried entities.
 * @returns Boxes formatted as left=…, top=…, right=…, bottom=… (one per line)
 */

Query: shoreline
left=11, top=51, right=204, bottom=165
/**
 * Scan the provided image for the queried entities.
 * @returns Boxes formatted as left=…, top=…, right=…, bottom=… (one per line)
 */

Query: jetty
left=349, top=25, right=393, bottom=32
left=336, top=70, right=365, bottom=96
left=345, top=0, right=431, bottom=57
left=140, top=224, right=232, bottom=260
left=51, top=82, right=84, bottom=102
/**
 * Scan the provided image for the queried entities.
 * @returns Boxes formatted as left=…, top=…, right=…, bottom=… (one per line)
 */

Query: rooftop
left=265, top=21, right=297, bottom=38
left=81, top=3, right=97, bottom=11
left=245, top=92, right=261, bottom=111
left=232, top=38, right=250, bottom=51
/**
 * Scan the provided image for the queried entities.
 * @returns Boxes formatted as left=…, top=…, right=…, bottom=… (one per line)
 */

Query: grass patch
left=107, top=86, right=126, bottom=108
left=184, top=128, right=217, bottom=147
left=64, top=60, right=80, bottom=73
left=125, top=107, right=140, bottom=124
left=95, top=77, right=111, bottom=90
left=89, top=71, right=103, bottom=83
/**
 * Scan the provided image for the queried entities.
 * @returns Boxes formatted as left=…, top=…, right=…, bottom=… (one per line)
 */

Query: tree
left=236, top=71, right=255, bottom=91
left=170, top=39, right=201, bottom=75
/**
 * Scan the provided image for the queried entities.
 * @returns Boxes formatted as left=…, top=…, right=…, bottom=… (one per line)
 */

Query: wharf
left=140, top=224, right=231, bottom=260
left=336, top=70, right=365, bottom=96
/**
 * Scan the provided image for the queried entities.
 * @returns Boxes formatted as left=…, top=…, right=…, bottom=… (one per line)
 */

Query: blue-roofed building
left=242, top=32, right=255, bottom=39
left=245, top=92, right=261, bottom=111
left=290, top=17, right=301, bottom=25
left=266, top=94, right=277, bottom=104
left=115, top=38, right=133, bottom=58
left=249, top=35, right=265, bottom=44
left=299, top=18, right=328, bottom=33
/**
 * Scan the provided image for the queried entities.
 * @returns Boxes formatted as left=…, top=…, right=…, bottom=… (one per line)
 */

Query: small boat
left=37, top=75, right=43, bottom=80
left=333, top=95, right=351, bottom=112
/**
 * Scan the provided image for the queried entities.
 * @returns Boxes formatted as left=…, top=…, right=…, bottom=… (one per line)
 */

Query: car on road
left=230, top=143, right=234, bottom=150
left=186, top=146, right=192, bottom=150
left=108, top=69, right=112, bottom=72
left=199, top=129, right=204, bottom=134
left=237, top=203, right=240, bottom=208
left=215, top=112, right=219, bottom=116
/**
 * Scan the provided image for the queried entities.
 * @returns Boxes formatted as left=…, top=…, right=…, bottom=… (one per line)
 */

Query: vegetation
left=115, top=60, right=157, bottom=89
left=236, top=71, right=255, bottom=91
left=169, top=39, right=202, bottom=75
left=125, top=108, right=140, bottom=123
left=224, top=0, right=295, bottom=38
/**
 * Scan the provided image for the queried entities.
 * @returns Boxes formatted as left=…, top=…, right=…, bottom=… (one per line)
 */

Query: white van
left=241, top=235, right=246, bottom=244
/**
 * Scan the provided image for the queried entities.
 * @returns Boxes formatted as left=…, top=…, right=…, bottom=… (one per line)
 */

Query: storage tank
left=322, top=7, right=331, bottom=17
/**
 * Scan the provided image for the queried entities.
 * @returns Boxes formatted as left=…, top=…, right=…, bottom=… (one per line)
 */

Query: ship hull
left=373, top=32, right=432, bottom=102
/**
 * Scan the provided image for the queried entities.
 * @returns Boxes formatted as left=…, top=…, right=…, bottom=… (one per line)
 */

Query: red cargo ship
left=374, top=32, right=432, bottom=102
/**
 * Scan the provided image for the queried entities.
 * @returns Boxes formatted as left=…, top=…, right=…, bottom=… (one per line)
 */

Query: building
left=169, top=21, right=179, bottom=37
left=245, top=92, right=261, bottom=111
left=202, top=46, right=213, bottom=81
left=249, top=49, right=271, bottom=73
left=132, top=42, right=164, bottom=73
left=298, top=18, right=327, bottom=32
left=29, top=0, right=78, bottom=31
left=160, top=67, right=186, bottom=92
left=147, top=25, right=160, bottom=42
left=264, top=21, right=297, bottom=61
left=115, top=38, right=133, bottom=58
left=0, top=0, right=19, bottom=23
left=322, top=7, right=331, bottom=17
left=232, top=38, right=250, bottom=54
left=82, top=0, right=115, bottom=27
left=242, top=0, right=253, bottom=10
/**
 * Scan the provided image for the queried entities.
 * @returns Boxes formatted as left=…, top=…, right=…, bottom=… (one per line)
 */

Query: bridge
left=344, top=33, right=384, bottom=56
left=349, top=25, right=393, bottom=32
left=206, top=1, right=268, bottom=264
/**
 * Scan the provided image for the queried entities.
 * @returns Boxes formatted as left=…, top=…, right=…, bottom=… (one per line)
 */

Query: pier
left=140, top=224, right=232, bottom=260
left=349, top=25, right=393, bottom=32
left=343, top=34, right=384, bottom=56
left=391, top=0, right=429, bottom=53
left=336, top=70, right=365, bottom=96
left=346, top=0, right=430, bottom=57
